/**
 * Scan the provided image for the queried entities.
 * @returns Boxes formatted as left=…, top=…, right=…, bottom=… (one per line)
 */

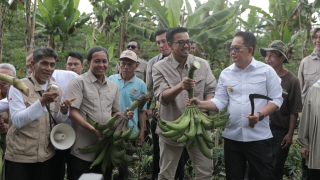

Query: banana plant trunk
left=303, top=13, right=312, bottom=58
left=0, top=4, right=9, bottom=64
left=25, top=0, right=31, bottom=53
left=118, top=17, right=128, bottom=57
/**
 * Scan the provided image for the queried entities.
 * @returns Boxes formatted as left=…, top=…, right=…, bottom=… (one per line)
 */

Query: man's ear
left=86, top=60, right=91, bottom=67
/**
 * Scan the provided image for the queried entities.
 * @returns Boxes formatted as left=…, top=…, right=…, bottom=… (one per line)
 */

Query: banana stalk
left=0, top=73, right=29, bottom=96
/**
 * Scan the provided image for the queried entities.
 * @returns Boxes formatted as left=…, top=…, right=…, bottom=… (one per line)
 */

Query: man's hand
left=186, top=97, right=201, bottom=106
left=0, top=119, right=8, bottom=134
left=180, top=77, right=195, bottom=90
left=301, top=147, right=309, bottom=159
left=281, top=133, right=293, bottom=149
left=247, top=113, right=259, bottom=127
left=93, top=129, right=103, bottom=140
left=40, top=85, right=59, bottom=106
left=60, top=97, right=77, bottom=115
left=125, top=108, right=134, bottom=119
left=136, top=131, right=145, bottom=147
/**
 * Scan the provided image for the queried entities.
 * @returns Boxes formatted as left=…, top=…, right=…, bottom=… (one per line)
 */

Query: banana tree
left=0, top=0, right=23, bottom=63
left=36, top=0, right=92, bottom=51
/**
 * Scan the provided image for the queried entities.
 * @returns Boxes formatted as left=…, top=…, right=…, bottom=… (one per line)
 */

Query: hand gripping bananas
left=78, top=93, right=149, bottom=174
left=157, top=61, right=228, bottom=159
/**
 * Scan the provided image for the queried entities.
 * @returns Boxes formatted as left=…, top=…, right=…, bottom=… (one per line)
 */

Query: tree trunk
left=122, top=17, right=127, bottom=50
left=25, top=0, right=31, bottom=53
left=48, top=35, right=55, bottom=49
left=0, top=4, right=9, bottom=64
left=303, top=13, right=312, bottom=58
left=30, top=0, right=37, bottom=51
left=92, top=7, right=97, bottom=47
left=118, top=19, right=123, bottom=57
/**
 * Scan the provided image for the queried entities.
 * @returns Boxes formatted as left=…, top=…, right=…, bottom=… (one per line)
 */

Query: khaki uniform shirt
left=114, top=58, right=148, bottom=82
left=65, top=70, right=120, bottom=162
left=153, top=54, right=217, bottom=146
left=5, top=75, right=62, bottom=163
left=298, top=55, right=320, bottom=103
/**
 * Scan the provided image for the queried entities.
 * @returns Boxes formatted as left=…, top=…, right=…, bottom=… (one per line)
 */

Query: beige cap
left=119, top=50, right=138, bottom=62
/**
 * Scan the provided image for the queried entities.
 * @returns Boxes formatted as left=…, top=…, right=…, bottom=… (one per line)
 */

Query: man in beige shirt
left=114, top=39, right=148, bottom=82
left=65, top=46, right=133, bottom=180
left=152, top=27, right=217, bottom=180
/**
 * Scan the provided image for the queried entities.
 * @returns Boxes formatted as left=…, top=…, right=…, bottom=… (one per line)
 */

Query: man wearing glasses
left=152, top=27, right=216, bottom=179
left=187, top=31, right=283, bottom=180
left=114, top=39, right=148, bottom=83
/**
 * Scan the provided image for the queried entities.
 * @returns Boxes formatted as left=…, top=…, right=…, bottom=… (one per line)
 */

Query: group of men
left=0, top=25, right=317, bottom=180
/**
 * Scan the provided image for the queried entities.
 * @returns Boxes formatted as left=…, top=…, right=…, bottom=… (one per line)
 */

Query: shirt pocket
left=13, top=127, right=38, bottom=156
left=303, top=69, right=317, bottom=85
left=224, top=81, right=241, bottom=103
left=102, top=93, right=115, bottom=111
left=83, top=94, right=98, bottom=111
left=194, top=75, right=205, bottom=97
left=248, top=76, right=267, bottom=95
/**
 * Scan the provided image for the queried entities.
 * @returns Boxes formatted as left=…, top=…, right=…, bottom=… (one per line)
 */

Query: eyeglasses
left=126, top=45, right=137, bottom=49
left=312, top=36, right=320, bottom=40
left=173, top=40, right=191, bottom=47
left=228, top=47, right=247, bottom=53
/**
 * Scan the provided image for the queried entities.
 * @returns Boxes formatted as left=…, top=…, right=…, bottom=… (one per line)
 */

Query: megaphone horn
left=50, top=123, right=76, bottom=150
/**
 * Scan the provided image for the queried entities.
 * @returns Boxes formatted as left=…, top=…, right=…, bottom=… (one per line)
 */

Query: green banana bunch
left=157, top=61, right=229, bottom=159
left=79, top=93, right=150, bottom=174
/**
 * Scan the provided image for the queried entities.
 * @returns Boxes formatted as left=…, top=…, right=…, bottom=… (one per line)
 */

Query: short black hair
left=86, top=46, right=109, bottom=62
left=128, top=38, right=140, bottom=49
left=154, top=28, right=168, bottom=38
left=33, top=47, right=58, bottom=63
left=166, top=27, right=188, bottom=44
left=234, top=31, right=257, bottom=56
left=66, top=52, right=84, bottom=64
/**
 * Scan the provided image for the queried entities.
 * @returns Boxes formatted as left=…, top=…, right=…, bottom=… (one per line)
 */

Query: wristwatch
left=257, top=112, right=264, bottom=121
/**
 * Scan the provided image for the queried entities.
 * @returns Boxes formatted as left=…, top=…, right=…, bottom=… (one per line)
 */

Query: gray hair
left=0, top=63, right=16, bottom=76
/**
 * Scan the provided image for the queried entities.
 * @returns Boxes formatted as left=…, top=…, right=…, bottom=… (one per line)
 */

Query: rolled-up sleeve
left=266, top=68, right=283, bottom=109
left=152, top=65, right=170, bottom=106
left=211, top=77, right=229, bottom=111
left=203, top=61, right=216, bottom=98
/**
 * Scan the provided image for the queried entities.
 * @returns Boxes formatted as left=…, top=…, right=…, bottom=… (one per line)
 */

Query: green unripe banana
left=127, top=142, right=137, bottom=153
left=105, top=115, right=119, bottom=128
left=120, top=139, right=129, bottom=149
left=185, top=117, right=196, bottom=139
left=110, top=145, right=126, bottom=158
left=186, top=138, right=194, bottom=149
left=101, top=148, right=110, bottom=173
left=113, top=131, right=123, bottom=140
left=161, top=129, right=183, bottom=138
left=196, top=121, right=203, bottom=136
left=90, top=145, right=108, bottom=168
left=157, top=121, right=171, bottom=132
left=195, top=135, right=212, bottom=159
left=171, top=125, right=189, bottom=141
left=177, top=135, right=188, bottom=143
left=78, top=139, right=106, bottom=153
left=110, top=152, right=122, bottom=167
left=128, top=130, right=140, bottom=141
left=121, top=126, right=134, bottom=139
left=103, top=128, right=115, bottom=138
left=201, top=125, right=214, bottom=144
left=165, top=116, right=190, bottom=131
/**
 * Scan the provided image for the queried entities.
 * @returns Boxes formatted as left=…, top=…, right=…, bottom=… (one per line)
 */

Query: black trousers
left=71, top=154, right=113, bottom=180
left=224, top=138, right=275, bottom=180
left=6, top=158, right=55, bottom=180
left=116, top=142, right=135, bottom=179
left=151, top=118, right=186, bottom=180
left=307, top=168, right=320, bottom=180
left=270, top=124, right=290, bottom=180
left=51, top=149, right=73, bottom=180
left=302, top=158, right=309, bottom=180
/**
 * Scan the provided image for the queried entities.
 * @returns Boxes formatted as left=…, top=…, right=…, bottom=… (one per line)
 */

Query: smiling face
left=168, top=32, right=190, bottom=61
left=230, top=36, right=253, bottom=69
left=0, top=68, right=14, bottom=96
left=190, top=43, right=196, bottom=55
left=313, top=30, right=320, bottom=51
left=156, top=33, right=171, bottom=57
left=32, top=57, right=56, bottom=84
left=87, top=51, right=109, bottom=80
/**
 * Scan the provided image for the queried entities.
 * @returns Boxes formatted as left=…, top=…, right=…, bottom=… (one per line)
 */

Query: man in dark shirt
left=260, top=40, right=303, bottom=180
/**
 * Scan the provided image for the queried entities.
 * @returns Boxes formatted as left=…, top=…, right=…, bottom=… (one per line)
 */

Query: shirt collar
left=169, top=54, right=190, bottom=69
left=50, top=70, right=56, bottom=82
left=230, top=57, right=256, bottom=71
left=87, top=70, right=107, bottom=84
left=117, top=74, right=136, bottom=82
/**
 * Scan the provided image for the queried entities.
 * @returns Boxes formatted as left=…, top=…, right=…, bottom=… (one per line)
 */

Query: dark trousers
left=71, top=154, right=113, bottom=180
left=270, top=125, right=290, bottom=180
left=307, top=168, right=320, bottom=180
left=224, top=138, right=275, bottom=180
left=6, top=158, right=54, bottom=180
left=51, top=149, right=73, bottom=180
left=151, top=118, right=186, bottom=180
left=302, top=158, right=309, bottom=180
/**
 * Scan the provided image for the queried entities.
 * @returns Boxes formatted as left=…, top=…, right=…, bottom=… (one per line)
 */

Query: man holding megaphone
left=5, top=47, right=76, bottom=180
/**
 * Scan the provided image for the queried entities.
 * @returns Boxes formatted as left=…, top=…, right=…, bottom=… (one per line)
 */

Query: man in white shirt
left=5, top=47, right=75, bottom=180
left=188, top=31, right=283, bottom=180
